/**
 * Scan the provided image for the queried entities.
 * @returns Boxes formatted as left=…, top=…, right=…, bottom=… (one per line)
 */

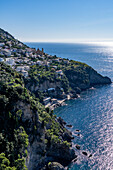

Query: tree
left=0, top=153, right=10, bottom=170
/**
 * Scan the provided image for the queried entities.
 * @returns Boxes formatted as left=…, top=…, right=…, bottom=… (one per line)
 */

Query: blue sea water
left=26, top=42, right=113, bottom=170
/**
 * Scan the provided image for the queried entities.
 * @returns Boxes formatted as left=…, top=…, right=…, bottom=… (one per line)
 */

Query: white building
left=36, top=60, right=43, bottom=66
left=24, top=66, right=30, bottom=71
left=6, top=41, right=12, bottom=47
left=52, top=66, right=57, bottom=69
left=18, top=43, right=23, bottom=47
left=63, top=60, right=69, bottom=64
left=16, top=65, right=29, bottom=72
left=0, top=58, right=4, bottom=62
left=5, top=58, right=15, bottom=66
left=43, top=97, right=51, bottom=105
left=0, top=43, right=5, bottom=47
left=48, top=88, right=55, bottom=91
left=16, top=66, right=24, bottom=72
left=2, top=49, right=11, bottom=56
left=56, top=70, right=63, bottom=75
left=16, top=66, right=29, bottom=77
left=21, top=70, right=28, bottom=77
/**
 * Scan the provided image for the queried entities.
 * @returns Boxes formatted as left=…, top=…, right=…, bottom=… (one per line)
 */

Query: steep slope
left=0, top=28, right=27, bottom=49
left=0, top=28, right=112, bottom=169
left=63, top=61, right=111, bottom=90
left=0, top=63, right=76, bottom=169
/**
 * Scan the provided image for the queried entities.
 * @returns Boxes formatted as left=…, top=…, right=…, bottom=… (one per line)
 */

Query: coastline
left=44, top=92, right=82, bottom=110
left=0, top=28, right=112, bottom=169
left=44, top=84, right=111, bottom=111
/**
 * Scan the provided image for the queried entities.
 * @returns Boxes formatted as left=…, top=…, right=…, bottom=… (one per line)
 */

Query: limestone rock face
left=13, top=101, right=76, bottom=170
left=26, top=81, right=62, bottom=92
left=47, top=143, right=77, bottom=166
left=27, top=138, right=46, bottom=170
left=39, top=81, right=61, bottom=92
left=15, top=101, right=34, bottom=122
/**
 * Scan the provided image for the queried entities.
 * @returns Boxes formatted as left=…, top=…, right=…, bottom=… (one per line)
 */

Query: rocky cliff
left=0, top=63, right=76, bottom=169
left=26, top=62, right=111, bottom=106
left=64, top=64, right=111, bottom=90
left=87, top=67, right=111, bottom=85
left=0, top=28, right=112, bottom=170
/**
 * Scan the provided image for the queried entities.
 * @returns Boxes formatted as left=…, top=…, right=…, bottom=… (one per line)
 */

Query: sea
left=26, top=42, right=113, bottom=170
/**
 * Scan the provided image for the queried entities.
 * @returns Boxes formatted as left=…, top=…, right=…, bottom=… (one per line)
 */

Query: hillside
left=0, top=28, right=111, bottom=169
left=0, top=62, right=76, bottom=169
left=0, top=28, right=27, bottom=49
left=0, top=28, right=111, bottom=110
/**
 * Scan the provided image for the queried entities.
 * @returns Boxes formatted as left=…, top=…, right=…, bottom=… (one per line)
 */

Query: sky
left=1, top=0, right=113, bottom=42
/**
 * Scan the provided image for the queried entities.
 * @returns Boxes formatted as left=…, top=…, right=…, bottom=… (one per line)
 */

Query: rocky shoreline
left=0, top=28, right=112, bottom=170
left=44, top=84, right=111, bottom=111
left=40, top=117, right=77, bottom=170
left=49, top=116, right=94, bottom=170
left=45, top=94, right=79, bottom=111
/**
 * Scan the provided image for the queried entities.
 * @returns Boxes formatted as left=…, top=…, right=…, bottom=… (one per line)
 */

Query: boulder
left=63, top=131, right=74, bottom=142
left=72, top=158, right=77, bottom=162
left=82, top=151, right=87, bottom=156
left=76, top=144, right=80, bottom=150
left=47, top=142, right=77, bottom=166
left=66, top=124, right=73, bottom=128
left=69, top=92, right=78, bottom=99
left=57, top=117, right=66, bottom=126
left=88, top=154, right=92, bottom=158
left=77, top=134, right=80, bottom=136
left=48, top=162, right=65, bottom=170
left=75, top=129, right=80, bottom=132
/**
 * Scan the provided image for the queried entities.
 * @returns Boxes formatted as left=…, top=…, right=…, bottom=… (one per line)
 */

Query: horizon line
left=21, top=38, right=113, bottom=43
left=22, top=39, right=113, bottom=47
left=23, top=39, right=113, bottom=43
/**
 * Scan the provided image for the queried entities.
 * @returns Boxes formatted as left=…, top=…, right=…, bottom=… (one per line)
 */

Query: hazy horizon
left=24, top=40, right=113, bottom=48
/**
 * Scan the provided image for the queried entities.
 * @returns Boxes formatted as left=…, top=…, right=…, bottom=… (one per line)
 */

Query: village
left=0, top=31, right=71, bottom=109
left=0, top=35, right=69, bottom=77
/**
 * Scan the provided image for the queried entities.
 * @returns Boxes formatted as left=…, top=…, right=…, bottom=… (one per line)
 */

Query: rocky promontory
left=26, top=61, right=111, bottom=110
left=0, top=28, right=112, bottom=169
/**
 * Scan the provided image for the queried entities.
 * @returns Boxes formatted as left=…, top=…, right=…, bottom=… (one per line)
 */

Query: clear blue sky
left=1, top=0, right=113, bottom=42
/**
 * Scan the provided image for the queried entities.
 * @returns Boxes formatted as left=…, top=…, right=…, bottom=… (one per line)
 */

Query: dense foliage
left=0, top=63, right=29, bottom=169
left=0, top=28, right=111, bottom=169
left=28, top=64, right=69, bottom=92
left=0, top=63, right=71, bottom=169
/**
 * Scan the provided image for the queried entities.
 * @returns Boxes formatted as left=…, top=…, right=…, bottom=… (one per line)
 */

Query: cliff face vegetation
left=0, top=28, right=112, bottom=169
left=0, top=63, right=29, bottom=169
left=26, top=60, right=111, bottom=105
left=0, top=63, right=76, bottom=169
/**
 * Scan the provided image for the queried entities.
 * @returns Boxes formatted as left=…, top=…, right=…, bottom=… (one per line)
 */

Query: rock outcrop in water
left=0, top=28, right=112, bottom=169
left=87, top=67, right=111, bottom=85
left=64, top=64, right=111, bottom=91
